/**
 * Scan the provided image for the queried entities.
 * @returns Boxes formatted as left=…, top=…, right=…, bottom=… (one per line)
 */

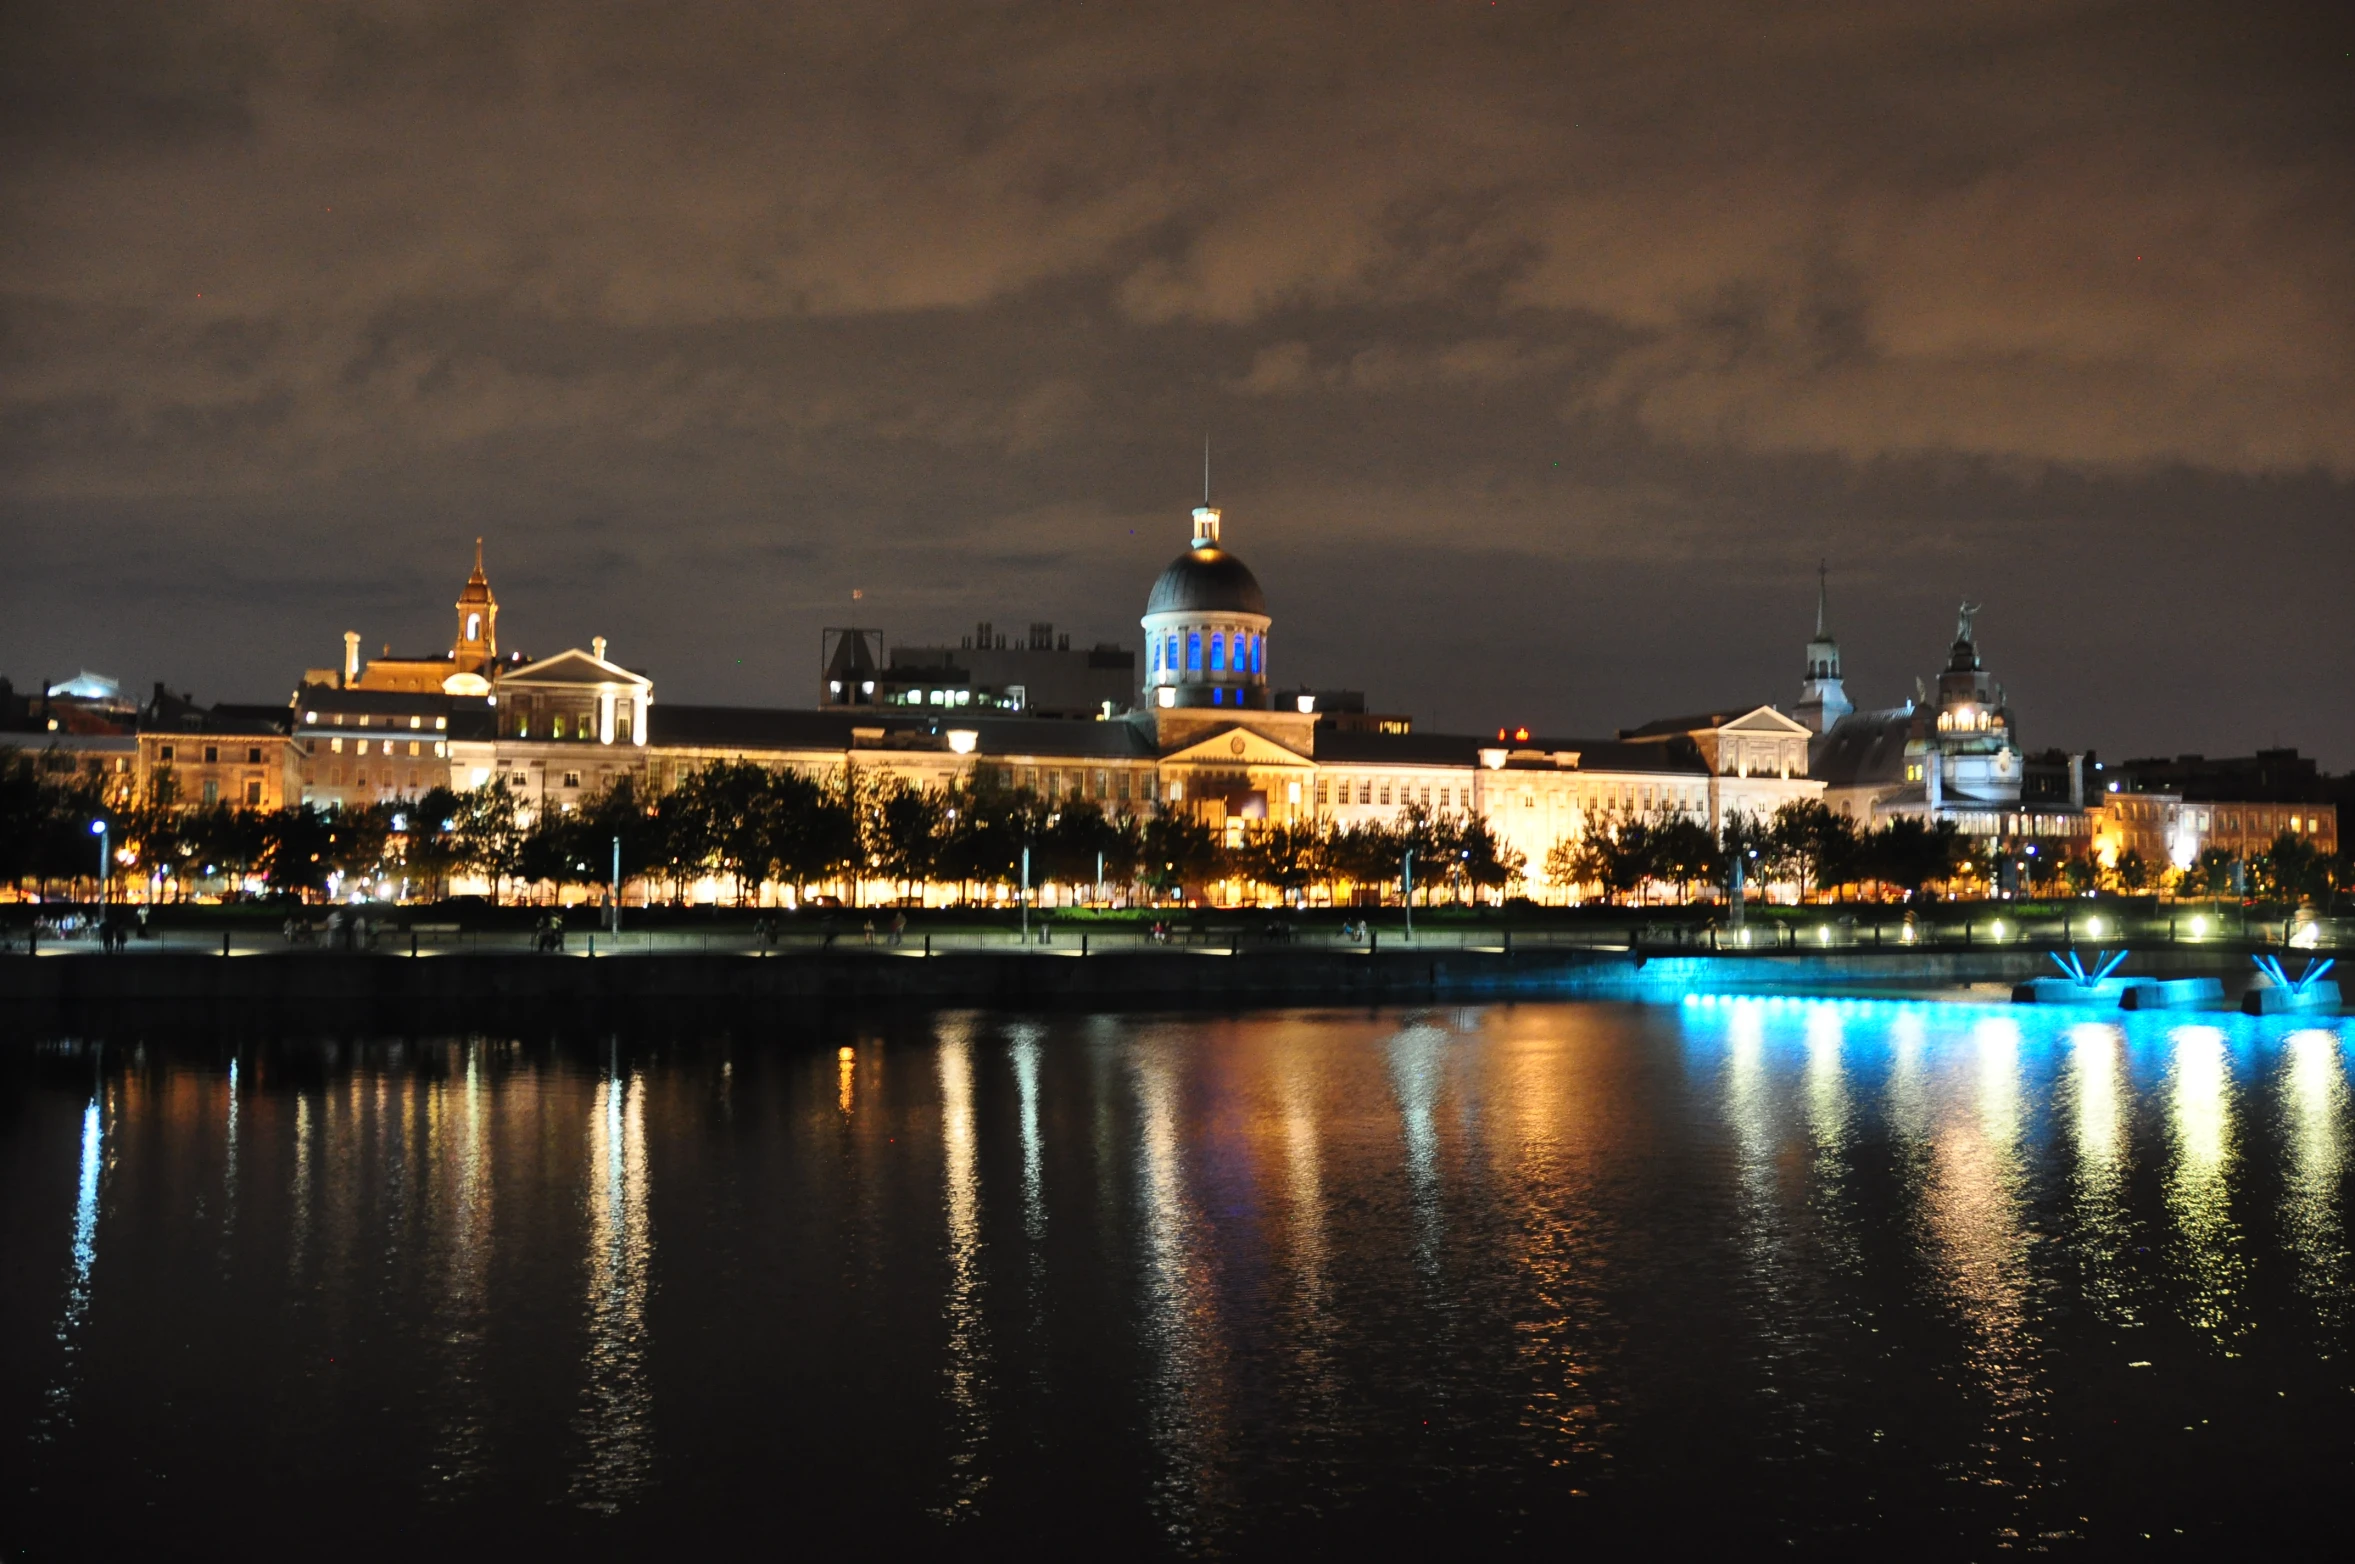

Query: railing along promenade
left=2, top=905, right=2340, bottom=961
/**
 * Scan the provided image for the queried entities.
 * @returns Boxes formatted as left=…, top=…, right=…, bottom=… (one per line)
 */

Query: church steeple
left=455, top=537, right=498, bottom=673
left=1794, top=560, right=1852, bottom=735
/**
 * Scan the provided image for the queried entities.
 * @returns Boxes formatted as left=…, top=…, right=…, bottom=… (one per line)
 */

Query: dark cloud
left=4, top=0, right=2351, bottom=761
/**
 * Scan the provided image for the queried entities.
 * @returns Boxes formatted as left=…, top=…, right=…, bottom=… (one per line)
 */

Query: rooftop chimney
left=343, top=631, right=361, bottom=686
left=592, top=635, right=608, bottom=662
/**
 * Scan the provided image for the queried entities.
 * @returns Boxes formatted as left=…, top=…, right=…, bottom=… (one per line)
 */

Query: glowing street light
left=90, top=818, right=109, bottom=906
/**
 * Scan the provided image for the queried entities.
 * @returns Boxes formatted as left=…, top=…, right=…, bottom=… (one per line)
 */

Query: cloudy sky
left=5, top=0, right=2350, bottom=762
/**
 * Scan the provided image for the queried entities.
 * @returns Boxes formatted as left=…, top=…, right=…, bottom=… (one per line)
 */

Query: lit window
left=554, top=714, right=568, bottom=739
left=1251, top=634, right=1264, bottom=675
left=410, top=716, right=422, bottom=729
left=435, top=717, right=447, bottom=731
left=1359, top=781, right=1372, bottom=804
left=1187, top=632, right=1202, bottom=673
left=1151, top=639, right=1162, bottom=674
left=1210, top=633, right=1225, bottom=673
left=1165, top=633, right=1178, bottom=675
left=330, top=738, right=343, bottom=754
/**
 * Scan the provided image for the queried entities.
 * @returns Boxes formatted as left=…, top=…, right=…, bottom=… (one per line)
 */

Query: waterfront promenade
left=0, top=919, right=2329, bottom=1017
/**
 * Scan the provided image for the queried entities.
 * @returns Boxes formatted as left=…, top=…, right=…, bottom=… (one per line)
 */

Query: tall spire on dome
left=1191, top=438, right=1222, bottom=549
left=1815, top=559, right=1828, bottom=637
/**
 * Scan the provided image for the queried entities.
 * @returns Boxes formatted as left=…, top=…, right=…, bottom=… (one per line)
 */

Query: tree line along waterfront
left=3, top=750, right=2347, bottom=914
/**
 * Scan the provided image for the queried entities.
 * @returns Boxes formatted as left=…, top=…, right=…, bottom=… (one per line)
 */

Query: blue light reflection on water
left=8, top=1003, right=2355, bottom=1555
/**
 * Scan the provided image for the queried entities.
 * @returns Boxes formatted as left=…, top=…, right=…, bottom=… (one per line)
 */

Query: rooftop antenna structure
left=1815, top=559, right=1828, bottom=636
left=1203, top=434, right=1212, bottom=505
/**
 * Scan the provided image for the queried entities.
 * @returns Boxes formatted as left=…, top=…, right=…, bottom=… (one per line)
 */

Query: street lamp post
left=91, top=819, right=109, bottom=910
left=1020, top=845, right=1032, bottom=946
left=611, top=835, right=622, bottom=936
left=1402, top=847, right=1414, bottom=942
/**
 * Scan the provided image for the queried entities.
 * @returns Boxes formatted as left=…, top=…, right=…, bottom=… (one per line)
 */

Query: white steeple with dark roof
left=1794, top=561, right=1853, bottom=735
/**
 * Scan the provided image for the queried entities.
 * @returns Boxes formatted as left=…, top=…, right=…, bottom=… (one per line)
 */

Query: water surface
left=7, top=1000, right=2354, bottom=1554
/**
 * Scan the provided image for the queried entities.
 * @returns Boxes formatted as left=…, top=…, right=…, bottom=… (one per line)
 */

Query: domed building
left=1141, top=504, right=1272, bottom=710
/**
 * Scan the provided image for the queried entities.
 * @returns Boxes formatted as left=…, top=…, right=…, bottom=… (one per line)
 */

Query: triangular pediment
left=499, top=650, right=651, bottom=689
left=1160, top=723, right=1312, bottom=767
left=1720, top=705, right=1813, bottom=736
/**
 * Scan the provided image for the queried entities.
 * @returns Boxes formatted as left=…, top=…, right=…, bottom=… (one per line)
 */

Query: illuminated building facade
left=72, top=491, right=2342, bottom=905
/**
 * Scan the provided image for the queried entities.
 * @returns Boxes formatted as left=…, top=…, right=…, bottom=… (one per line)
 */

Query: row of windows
left=2106, top=802, right=2332, bottom=838
left=304, top=711, right=449, bottom=731
left=156, top=744, right=266, bottom=765
left=316, top=737, right=446, bottom=758
left=1316, top=777, right=1711, bottom=814
left=1152, top=627, right=1265, bottom=680
left=512, top=711, right=632, bottom=741
left=1316, top=778, right=1467, bottom=809
left=319, top=769, right=430, bottom=795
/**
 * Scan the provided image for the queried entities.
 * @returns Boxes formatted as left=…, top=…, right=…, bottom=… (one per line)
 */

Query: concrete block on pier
left=2013, top=976, right=2157, bottom=1005
left=2241, top=979, right=2343, bottom=1016
left=2119, top=977, right=2225, bottom=1011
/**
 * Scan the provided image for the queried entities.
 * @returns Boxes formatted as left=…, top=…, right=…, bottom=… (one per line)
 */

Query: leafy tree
left=455, top=783, right=526, bottom=903
left=1455, top=812, right=1525, bottom=900
left=2253, top=830, right=2325, bottom=905
left=1719, top=810, right=1772, bottom=902
left=870, top=777, right=946, bottom=898
left=1558, top=816, right=1651, bottom=905
left=1646, top=816, right=1719, bottom=903
left=1140, top=814, right=1221, bottom=899
left=1235, top=822, right=1320, bottom=901
left=1861, top=816, right=1966, bottom=898
left=399, top=785, right=470, bottom=900
left=258, top=807, right=337, bottom=901
left=2186, top=846, right=2239, bottom=900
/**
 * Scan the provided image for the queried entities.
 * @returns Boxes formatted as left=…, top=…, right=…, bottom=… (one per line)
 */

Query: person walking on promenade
left=890, top=911, right=907, bottom=946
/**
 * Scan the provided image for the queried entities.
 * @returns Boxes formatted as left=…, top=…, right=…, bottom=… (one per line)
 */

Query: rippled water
left=7, top=1000, right=2354, bottom=1555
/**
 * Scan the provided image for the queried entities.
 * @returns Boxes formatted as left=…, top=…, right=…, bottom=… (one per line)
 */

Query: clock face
left=1230, top=736, right=1247, bottom=755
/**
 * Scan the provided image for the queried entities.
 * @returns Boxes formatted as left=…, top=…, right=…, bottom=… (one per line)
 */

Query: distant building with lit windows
left=1809, top=602, right=2091, bottom=848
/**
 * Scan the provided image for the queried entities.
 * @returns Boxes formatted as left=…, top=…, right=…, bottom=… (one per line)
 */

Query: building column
left=599, top=688, right=616, bottom=746
left=632, top=691, right=648, bottom=747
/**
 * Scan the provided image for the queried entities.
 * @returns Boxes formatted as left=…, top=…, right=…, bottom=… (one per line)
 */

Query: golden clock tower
left=455, top=538, right=498, bottom=676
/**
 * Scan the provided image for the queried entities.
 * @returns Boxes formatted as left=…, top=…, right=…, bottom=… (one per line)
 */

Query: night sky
left=4, top=1, right=2350, bottom=763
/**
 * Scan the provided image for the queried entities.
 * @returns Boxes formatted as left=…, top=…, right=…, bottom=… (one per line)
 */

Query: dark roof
left=647, top=704, right=1161, bottom=760
left=1810, top=709, right=1915, bottom=788
left=1618, top=708, right=1757, bottom=739
left=955, top=717, right=1158, bottom=760
left=1315, top=729, right=1707, bottom=774
left=648, top=705, right=862, bottom=750
left=1146, top=547, right=1267, bottom=616
left=140, top=691, right=295, bottom=736
left=298, top=687, right=469, bottom=718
